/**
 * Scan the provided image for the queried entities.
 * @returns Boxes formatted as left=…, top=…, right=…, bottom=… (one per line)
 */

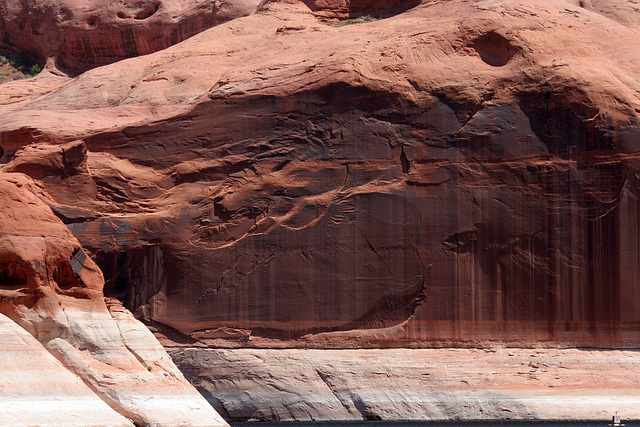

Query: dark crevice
left=96, top=245, right=166, bottom=312
left=299, top=0, right=421, bottom=19
left=51, top=206, right=96, bottom=224
left=470, top=31, right=520, bottom=67
left=406, top=177, right=452, bottom=187
left=134, top=2, right=160, bottom=20
left=400, top=145, right=410, bottom=173
left=0, top=259, right=28, bottom=290
left=443, top=223, right=487, bottom=253
left=272, top=158, right=291, bottom=172
left=213, top=197, right=232, bottom=221
left=53, top=259, right=78, bottom=290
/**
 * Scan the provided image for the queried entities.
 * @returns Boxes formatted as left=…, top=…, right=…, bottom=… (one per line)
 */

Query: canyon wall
left=2, top=0, right=640, bottom=350
left=0, top=0, right=262, bottom=72
left=0, top=312, right=133, bottom=426
left=0, top=173, right=227, bottom=426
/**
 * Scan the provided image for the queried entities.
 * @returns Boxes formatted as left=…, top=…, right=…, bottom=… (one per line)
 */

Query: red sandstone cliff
left=2, top=0, right=640, bottom=351
left=0, top=173, right=227, bottom=425
left=0, top=0, right=262, bottom=72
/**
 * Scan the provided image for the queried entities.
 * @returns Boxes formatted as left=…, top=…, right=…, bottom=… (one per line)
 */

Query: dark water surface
left=231, top=422, right=638, bottom=427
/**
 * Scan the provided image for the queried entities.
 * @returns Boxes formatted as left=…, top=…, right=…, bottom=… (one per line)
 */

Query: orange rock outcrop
left=0, top=0, right=262, bottom=72
left=2, top=0, right=640, bottom=350
left=0, top=173, right=227, bottom=426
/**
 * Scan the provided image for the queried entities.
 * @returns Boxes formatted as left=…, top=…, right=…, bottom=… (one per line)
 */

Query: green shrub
left=29, top=63, right=41, bottom=76
left=5, top=51, right=41, bottom=76
left=9, top=51, right=29, bottom=69
left=329, top=15, right=381, bottom=27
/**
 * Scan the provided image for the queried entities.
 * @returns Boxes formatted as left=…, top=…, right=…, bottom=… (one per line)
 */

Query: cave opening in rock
left=0, top=259, right=28, bottom=291
left=300, top=0, right=422, bottom=19
left=134, top=1, right=161, bottom=20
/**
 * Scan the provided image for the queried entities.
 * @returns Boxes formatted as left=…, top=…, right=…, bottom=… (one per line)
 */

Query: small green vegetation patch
left=328, top=15, right=381, bottom=27
left=0, top=51, right=42, bottom=83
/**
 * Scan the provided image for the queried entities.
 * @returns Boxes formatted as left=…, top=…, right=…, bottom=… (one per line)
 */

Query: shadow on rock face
left=471, top=31, right=520, bottom=66
left=516, top=86, right=615, bottom=156
left=294, top=0, right=422, bottom=18
left=0, top=255, right=29, bottom=292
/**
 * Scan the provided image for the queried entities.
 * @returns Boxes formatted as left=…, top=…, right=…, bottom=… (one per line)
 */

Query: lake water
left=230, top=421, right=637, bottom=427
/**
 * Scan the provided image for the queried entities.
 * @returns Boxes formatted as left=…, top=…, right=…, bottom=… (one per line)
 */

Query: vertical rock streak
left=2, top=0, right=640, bottom=349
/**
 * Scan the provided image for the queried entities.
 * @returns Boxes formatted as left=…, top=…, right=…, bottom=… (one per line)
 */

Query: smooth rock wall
left=169, top=347, right=640, bottom=423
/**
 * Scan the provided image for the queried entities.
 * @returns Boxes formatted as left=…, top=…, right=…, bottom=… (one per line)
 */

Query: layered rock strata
left=0, top=313, right=132, bottom=426
left=0, top=173, right=227, bottom=426
left=0, top=0, right=263, bottom=72
left=1, top=0, right=640, bottom=349
left=170, top=347, right=640, bottom=422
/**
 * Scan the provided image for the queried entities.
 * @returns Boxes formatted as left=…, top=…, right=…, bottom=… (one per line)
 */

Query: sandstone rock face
left=572, top=0, right=640, bottom=28
left=0, top=0, right=262, bottom=72
left=170, top=347, right=640, bottom=422
left=0, top=173, right=228, bottom=426
left=0, top=313, right=133, bottom=426
left=2, top=0, right=640, bottom=349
